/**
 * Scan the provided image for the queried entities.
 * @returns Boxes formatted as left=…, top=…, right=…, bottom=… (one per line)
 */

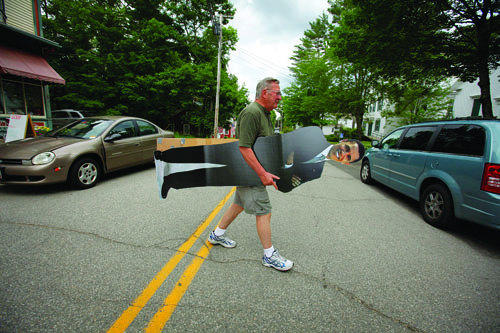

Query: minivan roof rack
left=453, top=116, right=498, bottom=121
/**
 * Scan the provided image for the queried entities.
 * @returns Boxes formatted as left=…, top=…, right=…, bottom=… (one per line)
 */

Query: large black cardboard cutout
left=154, top=126, right=364, bottom=199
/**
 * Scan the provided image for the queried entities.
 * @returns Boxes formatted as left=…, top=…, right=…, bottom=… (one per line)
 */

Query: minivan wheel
left=360, top=160, right=373, bottom=184
left=68, top=157, right=101, bottom=189
left=420, top=184, right=454, bottom=228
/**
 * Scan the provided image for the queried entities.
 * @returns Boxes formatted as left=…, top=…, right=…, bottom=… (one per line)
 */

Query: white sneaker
left=207, top=231, right=236, bottom=248
left=262, top=249, right=293, bottom=271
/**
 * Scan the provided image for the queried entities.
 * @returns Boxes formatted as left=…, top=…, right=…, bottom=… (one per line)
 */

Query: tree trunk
left=355, top=113, right=363, bottom=140
left=476, top=12, right=494, bottom=119
left=478, top=72, right=493, bottom=119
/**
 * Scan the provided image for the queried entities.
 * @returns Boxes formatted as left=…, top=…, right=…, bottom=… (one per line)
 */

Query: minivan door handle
left=393, top=154, right=400, bottom=158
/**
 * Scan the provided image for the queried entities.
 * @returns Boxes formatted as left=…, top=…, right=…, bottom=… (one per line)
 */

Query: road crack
left=203, top=254, right=424, bottom=332
left=293, top=268, right=425, bottom=332
left=0, top=220, right=201, bottom=253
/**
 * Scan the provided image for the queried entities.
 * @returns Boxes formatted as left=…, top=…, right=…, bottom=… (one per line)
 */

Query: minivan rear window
left=431, top=124, right=485, bottom=156
left=399, top=126, right=437, bottom=151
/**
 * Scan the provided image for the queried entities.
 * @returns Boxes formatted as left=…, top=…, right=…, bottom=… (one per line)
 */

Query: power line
left=234, top=46, right=294, bottom=80
left=229, top=53, right=284, bottom=77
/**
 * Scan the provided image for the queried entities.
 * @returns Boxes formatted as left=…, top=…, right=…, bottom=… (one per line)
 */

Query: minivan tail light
left=481, top=163, right=500, bottom=194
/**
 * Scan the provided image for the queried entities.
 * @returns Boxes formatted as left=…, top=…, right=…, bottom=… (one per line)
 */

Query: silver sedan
left=0, top=116, right=174, bottom=189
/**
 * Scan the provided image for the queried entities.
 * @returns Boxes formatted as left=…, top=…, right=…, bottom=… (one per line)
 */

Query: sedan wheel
left=69, top=158, right=101, bottom=189
left=420, top=183, right=454, bottom=228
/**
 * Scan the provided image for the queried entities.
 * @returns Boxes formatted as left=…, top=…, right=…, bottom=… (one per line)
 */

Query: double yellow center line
left=107, top=187, right=236, bottom=332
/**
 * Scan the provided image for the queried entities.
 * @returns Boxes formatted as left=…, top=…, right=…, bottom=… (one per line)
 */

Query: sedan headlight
left=32, top=152, right=55, bottom=165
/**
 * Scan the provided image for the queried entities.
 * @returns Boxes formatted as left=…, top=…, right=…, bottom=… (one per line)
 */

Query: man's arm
left=239, top=146, right=279, bottom=190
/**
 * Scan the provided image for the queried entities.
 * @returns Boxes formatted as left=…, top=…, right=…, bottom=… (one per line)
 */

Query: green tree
left=328, top=63, right=379, bottom=139
left=285, top=14, right=335, bottom=128
left=285, top=8, right=380, bottom=139
left=381, top=80, right=453, bottom=125
left=338, top=0, right=500, bottom=118
left=42, top=0, right=244, bottom=136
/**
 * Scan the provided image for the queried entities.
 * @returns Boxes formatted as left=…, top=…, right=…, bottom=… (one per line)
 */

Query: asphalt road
left=1, top=161, right=499, bottom=332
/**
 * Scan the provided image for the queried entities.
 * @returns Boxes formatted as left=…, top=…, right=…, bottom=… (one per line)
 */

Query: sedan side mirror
left=104, top=133, right=122, bottom=142
left=371, top=140, right=379, bottom=148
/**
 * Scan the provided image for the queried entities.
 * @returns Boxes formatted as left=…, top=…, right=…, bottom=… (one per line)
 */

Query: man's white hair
left=255, top=77, right=280, bottom=99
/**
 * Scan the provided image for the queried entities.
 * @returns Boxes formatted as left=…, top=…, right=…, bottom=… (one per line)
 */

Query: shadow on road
left=372, top=179, right=500, bottom=257
left=0, top=164, right=155, bottom=197
left=331, top=161, right=500, bottom=258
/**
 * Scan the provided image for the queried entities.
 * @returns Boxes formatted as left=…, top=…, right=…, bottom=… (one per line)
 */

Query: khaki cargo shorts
left=234, top=185, right=272, bottom=216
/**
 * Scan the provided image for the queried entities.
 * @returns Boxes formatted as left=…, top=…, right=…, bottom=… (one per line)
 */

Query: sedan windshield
left=45, top=119, right=114, bottom=139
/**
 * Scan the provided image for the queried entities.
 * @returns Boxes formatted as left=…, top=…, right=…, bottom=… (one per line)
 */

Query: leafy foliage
left=284, top=0, right=497, bottom=138
left=284, top=15, right=335, bottom=128
left=42, top=0, right=247, bottom=136
left=381, top=80, right=453, bottom=126
left=339, top=0, right=500, bottom=118
left=285, top=9, right=381, bottom=139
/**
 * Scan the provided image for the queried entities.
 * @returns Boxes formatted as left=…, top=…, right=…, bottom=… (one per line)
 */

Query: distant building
left=320, top=118, right=355, bottom=136
left=360, top=69, right=500, bottom=140
left=361, top=99, right=398, bottom=140
left=0, top=0, right=65, bottom=138
left=450, top=68, right=500, bottom=118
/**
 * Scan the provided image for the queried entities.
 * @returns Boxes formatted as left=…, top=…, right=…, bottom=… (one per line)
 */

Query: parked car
left=51, top=109, right=86, bottom=119
left=360, top=119, right=500, bottom=229
left=51, top=109, right=94, bottom=128
left=0, top=116, right=174, bottom=189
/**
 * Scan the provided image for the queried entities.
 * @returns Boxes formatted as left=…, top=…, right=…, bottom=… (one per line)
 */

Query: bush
left=340, top=127, right=358, bottom=139
left=325, top=134, right=340, bottom=142
left=326, top=127, right=370, bottom=142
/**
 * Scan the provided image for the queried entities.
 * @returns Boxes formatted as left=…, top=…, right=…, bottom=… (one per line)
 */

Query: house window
left=0, top=77, right=45, bottom=116
left=1, top=79, right=24, bottom=114
left=377, top=100, right=384, bottom=111
left=374, top=119, right=381, bottom=132
left=25, top=82, right=45, bottom=116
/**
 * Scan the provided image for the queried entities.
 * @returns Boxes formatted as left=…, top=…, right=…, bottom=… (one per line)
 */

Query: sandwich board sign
left=5, top=114, right=36, bottom=143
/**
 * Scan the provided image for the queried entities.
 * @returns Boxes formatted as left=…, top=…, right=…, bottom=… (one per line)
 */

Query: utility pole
left=213, top=13, right=222, bottom=138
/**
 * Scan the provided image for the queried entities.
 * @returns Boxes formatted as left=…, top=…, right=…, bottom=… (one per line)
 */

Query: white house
left=450, top=68, right=500, bottom=118
left=361, top=100, right=398, bottom=140
left=320, top=118, right=354, bottom=136
left=297, top=69, right=499, bottom=139
left=360, top=68, right=500, bottom=139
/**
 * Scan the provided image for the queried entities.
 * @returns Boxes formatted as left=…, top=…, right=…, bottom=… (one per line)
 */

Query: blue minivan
left=360, top=119, right=500, bottom=229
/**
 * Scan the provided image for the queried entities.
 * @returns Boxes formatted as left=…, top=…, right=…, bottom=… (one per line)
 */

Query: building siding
left=450, top=68, right=500, bottom=118
left=362, top=70, right=500, bottom=140
left=4, top=0, right=34, bottom=34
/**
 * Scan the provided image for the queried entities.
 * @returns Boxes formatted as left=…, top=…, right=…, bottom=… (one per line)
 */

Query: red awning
left=0, top=45, right=65, bottom=85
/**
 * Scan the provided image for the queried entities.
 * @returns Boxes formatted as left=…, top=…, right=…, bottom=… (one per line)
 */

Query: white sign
left=5, top=114, right=35, bottom=143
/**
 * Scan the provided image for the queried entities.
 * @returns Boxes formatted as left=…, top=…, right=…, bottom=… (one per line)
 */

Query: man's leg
left=219, top=203, right=244, bottom=229
left=258, top=214, right=294, bottom=272
left=256, top=213, right=272, bottom=249
left=208, top=203, right=242, bottom=248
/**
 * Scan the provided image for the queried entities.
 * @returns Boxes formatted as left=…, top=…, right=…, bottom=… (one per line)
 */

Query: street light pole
left=213, top=13, right=222, bottom=138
